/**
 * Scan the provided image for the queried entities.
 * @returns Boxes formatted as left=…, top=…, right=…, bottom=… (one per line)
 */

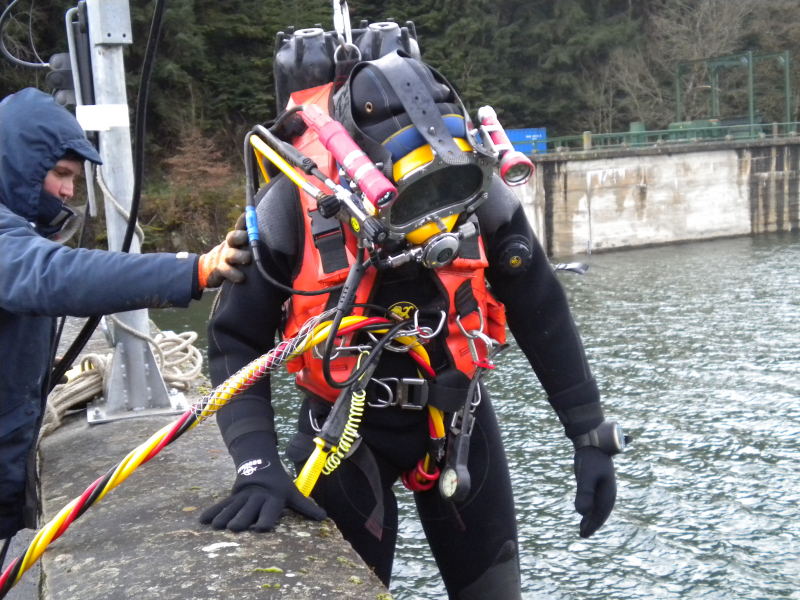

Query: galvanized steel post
left=82, top=0, right=181, bottom=422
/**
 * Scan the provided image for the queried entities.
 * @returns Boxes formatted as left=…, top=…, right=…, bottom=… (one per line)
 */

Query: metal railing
left=526, top=122, right=800, bottom=155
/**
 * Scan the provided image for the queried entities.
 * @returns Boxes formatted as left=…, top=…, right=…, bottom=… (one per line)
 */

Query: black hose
left=320, top=246, right=411, bottom=390
left=0, top=537, right=10, bottom=573
left=126, top=0, right=167, bottom=252
left=266, top=105, right=304, bottom=135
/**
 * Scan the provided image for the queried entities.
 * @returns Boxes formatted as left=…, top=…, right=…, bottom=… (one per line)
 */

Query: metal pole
left=784, top=50, right=792, bottom=127
left=675, top=65, right=682, bottom=122
left=83, top=0, right=179, bottom=422
left=710, top=67, right=719, bottom=119
left=747, top=50, right=755, bottom=136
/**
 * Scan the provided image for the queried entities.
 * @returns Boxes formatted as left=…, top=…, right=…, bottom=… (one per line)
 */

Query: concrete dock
left=3, top=318, right=390, bottom=600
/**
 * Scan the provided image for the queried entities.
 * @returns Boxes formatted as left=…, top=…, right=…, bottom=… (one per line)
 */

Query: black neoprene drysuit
left=205, top=174, right=614, bottom=599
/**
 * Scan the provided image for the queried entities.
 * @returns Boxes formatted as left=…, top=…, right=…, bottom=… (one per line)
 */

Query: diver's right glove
left=199, top=431, right=326, bottom=532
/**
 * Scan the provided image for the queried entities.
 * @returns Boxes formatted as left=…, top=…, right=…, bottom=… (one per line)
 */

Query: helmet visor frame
left=379, top=138, right=493, bottom=238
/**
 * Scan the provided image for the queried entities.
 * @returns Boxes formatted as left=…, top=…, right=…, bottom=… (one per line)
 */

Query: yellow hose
left=295, top=438, right=333, bottom=497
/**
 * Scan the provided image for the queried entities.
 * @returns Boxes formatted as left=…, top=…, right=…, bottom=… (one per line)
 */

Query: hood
left=0, top=88, right=102, bottom=222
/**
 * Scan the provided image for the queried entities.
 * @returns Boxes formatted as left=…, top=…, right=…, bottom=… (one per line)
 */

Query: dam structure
left=514, top=134, right=800, bottom=257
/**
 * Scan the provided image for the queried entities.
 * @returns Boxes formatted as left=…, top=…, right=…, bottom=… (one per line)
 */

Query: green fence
left=526, top=121, right=800, bottom=155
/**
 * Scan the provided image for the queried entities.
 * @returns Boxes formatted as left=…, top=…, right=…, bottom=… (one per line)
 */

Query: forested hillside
left=1, top=0, right=798, bottom=250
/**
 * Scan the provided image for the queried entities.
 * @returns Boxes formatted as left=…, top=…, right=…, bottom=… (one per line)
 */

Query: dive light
left=477, top=105, right=534, bottom=187
left=300, top=104, right=398, bottom=209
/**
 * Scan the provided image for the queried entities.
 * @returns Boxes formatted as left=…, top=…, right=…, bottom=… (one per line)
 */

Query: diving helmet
left=334, top=52, right=495, bottom=265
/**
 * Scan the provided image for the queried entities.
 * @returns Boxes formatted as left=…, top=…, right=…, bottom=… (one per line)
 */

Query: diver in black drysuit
left=202, top=173, right=617, bottom=599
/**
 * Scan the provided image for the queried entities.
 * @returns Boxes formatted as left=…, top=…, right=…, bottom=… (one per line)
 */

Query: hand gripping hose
left=0, top=309, right=398, bottom=598
left=0, top=310, right=437, bottom=596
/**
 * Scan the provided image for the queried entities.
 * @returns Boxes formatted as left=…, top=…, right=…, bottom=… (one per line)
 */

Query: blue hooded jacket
left=0, top=89, right=199, bottom=538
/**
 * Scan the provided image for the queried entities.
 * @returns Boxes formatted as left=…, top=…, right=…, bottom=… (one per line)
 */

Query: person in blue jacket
left=0, top=88, right=249, bottom=545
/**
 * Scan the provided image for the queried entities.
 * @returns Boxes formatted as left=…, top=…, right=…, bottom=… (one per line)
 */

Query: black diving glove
left=548, top=380, right=619, bottom=538
left=573, top=445, right=617, bottom=538
left=199, top=431, right=326, bottom=532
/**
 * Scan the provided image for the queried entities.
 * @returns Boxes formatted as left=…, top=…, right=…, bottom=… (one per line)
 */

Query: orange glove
left=198, top=226, right=251, bottom=289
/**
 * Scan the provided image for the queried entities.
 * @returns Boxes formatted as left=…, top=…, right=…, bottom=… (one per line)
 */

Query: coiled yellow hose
left=322, top=387, right=365, bottom=474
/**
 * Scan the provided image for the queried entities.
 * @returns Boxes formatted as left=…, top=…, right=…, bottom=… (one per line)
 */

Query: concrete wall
left=516, top=139, right=800, bottom=257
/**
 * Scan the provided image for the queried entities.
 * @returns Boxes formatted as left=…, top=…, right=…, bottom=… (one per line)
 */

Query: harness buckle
left=397, top=378, right=428, bottom=410
left=368, top=377, right=428, bottom=410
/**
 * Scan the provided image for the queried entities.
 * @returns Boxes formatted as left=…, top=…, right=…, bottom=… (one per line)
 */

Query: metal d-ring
left=368, top=378, right=395, bottom=408
left=333, top=42, right=361, bottom=65
left=309, top=410, right=322, bottom=433
left=366, top=330, right=414, bottom=353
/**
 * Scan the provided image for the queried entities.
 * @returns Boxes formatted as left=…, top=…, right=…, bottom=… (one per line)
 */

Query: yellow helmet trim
left=392, top=138, right=474, bottom=183
left=406, top=214, right=458, bottom=245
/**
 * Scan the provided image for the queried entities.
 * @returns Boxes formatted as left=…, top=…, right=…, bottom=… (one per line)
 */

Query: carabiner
left=415, top=309, right=446, bottom=340
left=455, top=307, right=485, bottom=340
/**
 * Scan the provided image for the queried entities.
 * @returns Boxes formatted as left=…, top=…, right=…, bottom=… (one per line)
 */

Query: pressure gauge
left=440, top=431, right=472, bottom=502
left=440, top=467, right=459, bottom=500
left=439, top=463, right=470, bottom=502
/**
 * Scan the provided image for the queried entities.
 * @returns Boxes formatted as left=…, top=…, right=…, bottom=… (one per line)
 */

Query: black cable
left=351, top=303, right=393, bottom=316
left=0, top=537, right=11, bottom=573
left=328, top=318, right=412, bottom=391
left=125, top=0, right=166, bottom=252
left=321, top=246, right=367, bottom=389
left=266, top=105, right=304, bottom=135
left=0, top=0, right=47, bottom=68
left=319, top=246, right=412, bottom=390
left=50, top=205, right=93, bottom=368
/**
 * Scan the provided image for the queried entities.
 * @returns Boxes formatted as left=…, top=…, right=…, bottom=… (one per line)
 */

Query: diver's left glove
left=199, top=431, right=326, bottom=532
left=573, top=445, right=616, bottom=538
left=197, top=225, right=251, bottom=289
left=548, top=379, right=621, bottom=538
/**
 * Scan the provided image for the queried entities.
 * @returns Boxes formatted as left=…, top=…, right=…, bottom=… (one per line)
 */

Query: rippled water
left=155, top=232, right=800, bottom=599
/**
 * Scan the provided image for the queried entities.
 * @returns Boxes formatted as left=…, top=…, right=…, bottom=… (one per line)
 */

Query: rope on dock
left=42, top=318, right=203, bottom=437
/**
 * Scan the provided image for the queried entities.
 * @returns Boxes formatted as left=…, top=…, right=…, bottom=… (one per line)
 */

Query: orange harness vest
left=282, top=84, right=506, bottom=403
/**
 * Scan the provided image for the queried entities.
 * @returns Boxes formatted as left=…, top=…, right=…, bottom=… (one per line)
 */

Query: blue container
left=506, top=128, right=547, bottom=154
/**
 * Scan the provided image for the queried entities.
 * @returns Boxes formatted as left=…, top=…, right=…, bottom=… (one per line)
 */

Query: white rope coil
left=42, top=320, right=203, bottom=438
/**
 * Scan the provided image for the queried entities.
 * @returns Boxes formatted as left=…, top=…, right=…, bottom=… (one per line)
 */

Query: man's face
left=42, top=158, right=83, bottom=203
